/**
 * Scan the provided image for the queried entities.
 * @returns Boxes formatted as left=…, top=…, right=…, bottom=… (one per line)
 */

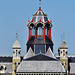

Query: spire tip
left=16, top=32, right=18, bottom=40
left=39, top=0, right=41, bottom=8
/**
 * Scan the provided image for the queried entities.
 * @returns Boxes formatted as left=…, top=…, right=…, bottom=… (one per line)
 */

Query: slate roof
left=2, top=73, right=12, bottom=75
left=68, top=57, right=75, bottom=63
left=0, top=57, right=12, bottom=62
left=0, top=56, right=23, bottom=62
left=27, top=36, right=35, bottom=44
left=35, top=36, right=45, bottom=44
left=17, top=61, right=65, bottom=73
left=0, top=63, right=12, bottom=73
left=59, top=40, right=68, bottom=49
left=56, top=55, right=75, bottom=73
left=17, top=54, right=65, bottom=73
left=45, top=36, right=53, bottom=44
left=27, top=36, right=53, bottom=45
left=1, top=73, right=12, bottom=75
left=70, top=63, right=75, bottom=74
left=23, top=53, right=57, bottom=61
left=32, top=7, right=48, bottom=23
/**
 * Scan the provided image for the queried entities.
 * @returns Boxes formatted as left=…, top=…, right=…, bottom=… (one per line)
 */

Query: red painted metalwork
left=47, top=20, right=49, bottom=24
left=50, top=20, right=53, bottom=27
left=31, top=19, right=33, bottom=22
left=28, top=20, right=30, bottom=24
left=39, top=19, right=41, bottom=23
left=36, top=20, right=45, bottom=26
left=27, top=14, right=53, bottom=43
left=50, top=28, right=51, bottom=39
left=30, top=29, right=32, bottom=36
left=38, top=7, right=42, bottom=11
left=27, top=27, right=31, bottom=42
left=29, top=28, right=31, bottom=38
left=43, top=27, right=45, bottom=42
left=35, top=27, right=37, bottom=41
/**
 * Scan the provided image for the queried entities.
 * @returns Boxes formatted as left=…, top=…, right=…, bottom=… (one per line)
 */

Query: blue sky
left=0, top=0, right=75, bottom=56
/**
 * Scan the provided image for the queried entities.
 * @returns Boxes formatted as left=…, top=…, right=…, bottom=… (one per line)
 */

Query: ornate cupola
left=26, top=0, right=53, bottom=54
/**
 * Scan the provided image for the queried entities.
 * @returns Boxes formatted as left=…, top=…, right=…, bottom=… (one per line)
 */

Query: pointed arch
left=36, top=23, right=44, bottom=35
left=29, top=23, right=35, bottom=35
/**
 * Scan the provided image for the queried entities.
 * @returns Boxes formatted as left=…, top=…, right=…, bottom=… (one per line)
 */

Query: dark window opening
left=44, top=17, right=48, bottom=22
left=39, top=11, right=41, bottom=14
left=16, top=50, right=17, bottom=56
left=66, top=51, right=67, bottom=54
left=18, top=51, right=21, bottom=54
left=0, top=66, right=4, bottom=70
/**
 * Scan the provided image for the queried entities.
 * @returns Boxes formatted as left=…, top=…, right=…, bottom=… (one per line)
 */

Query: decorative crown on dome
left=27, top=0, right=53, bottom=28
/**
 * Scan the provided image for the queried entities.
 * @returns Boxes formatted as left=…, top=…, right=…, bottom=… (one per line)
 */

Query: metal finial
left=63, top=32, right=65, bottom=41
left=61, top=32, right=65, bottom=41
left=16, top=32, right=18, bottom=40
left=39, top=0, right=41, bottom=8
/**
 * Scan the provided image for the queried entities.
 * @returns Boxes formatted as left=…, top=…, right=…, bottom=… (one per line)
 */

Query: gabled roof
left=24, top=53, right=57, bottom=61
left=59, top=40, right=68, bottom=49
left=17, top=53, right=65, bottom=73
left=46, top=47, right=55, bottom=58
left=17, top=61, right=65, bottom=73
left=24, top=47, right=35, bottom=59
